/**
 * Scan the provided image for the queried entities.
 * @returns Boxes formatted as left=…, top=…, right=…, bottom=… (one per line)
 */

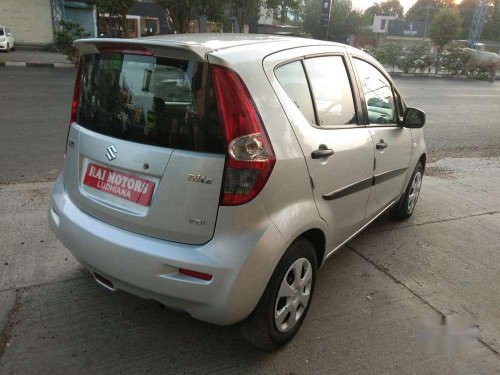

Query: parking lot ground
left=1, top=156, right=499, bottom=374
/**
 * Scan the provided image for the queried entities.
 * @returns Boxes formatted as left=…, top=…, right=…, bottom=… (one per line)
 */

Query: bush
left=364, top=43, right=403, bottom=72
left=440, top=42, right=465, bottom=74
left=396, top=42, right=433, bottom=73
left=54, top=19, right=91, bottom=64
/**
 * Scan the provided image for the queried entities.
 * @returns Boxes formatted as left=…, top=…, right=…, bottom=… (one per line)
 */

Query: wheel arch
left=419, top=152, right=427, bottom=171
left=299, top=228, right=326, bottom=268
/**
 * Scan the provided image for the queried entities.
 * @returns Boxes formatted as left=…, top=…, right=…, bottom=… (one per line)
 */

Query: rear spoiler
left=74, top=38, right=213, bottom=62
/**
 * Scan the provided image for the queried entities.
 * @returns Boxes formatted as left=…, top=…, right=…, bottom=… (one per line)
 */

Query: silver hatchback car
left=50, top=34, right=426, bottom=350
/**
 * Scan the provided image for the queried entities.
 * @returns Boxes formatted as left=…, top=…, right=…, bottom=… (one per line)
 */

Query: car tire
left=389, top=161, right=424, bottom=220
left=6, top=43, right=10, bottom=53
left=240, top=237, right=317, bottom=351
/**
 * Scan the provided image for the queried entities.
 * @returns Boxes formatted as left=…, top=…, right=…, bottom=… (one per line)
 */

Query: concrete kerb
left=1, top=62, right=74, bottom=69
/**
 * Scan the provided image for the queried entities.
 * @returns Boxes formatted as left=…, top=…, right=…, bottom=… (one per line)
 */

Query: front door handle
left=311, top=145, right=334, bottom=159
left=376, top=140, right=388, bottom=150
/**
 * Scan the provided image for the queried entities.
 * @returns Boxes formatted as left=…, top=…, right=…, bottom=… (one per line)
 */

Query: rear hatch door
left=64, top=49, right=225, bottom=245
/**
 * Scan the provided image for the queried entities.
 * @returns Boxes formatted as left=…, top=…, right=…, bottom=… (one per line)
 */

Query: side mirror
left=402, top=107, right=425, bottom=128
left=7, top=32, right=12, bottom=36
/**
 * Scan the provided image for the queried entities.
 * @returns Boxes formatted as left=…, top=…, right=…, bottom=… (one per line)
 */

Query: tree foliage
left=428, top=7, right=463, bottom=50
left=406, top=0, right=455, bottom=21
left=365, top=43, right=404, bottom=71
left=85, top=0, right=135, bottom=37
left=363, top=0, right=404, bottom=23
left=301, top=0, right=322, bottom=38
left=54, top=19, right=91, bottom=63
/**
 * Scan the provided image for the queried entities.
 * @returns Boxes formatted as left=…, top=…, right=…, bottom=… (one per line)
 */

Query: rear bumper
left=49, top=175, right=285, bottom=325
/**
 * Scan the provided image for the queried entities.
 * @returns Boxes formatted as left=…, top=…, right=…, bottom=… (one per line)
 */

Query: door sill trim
left=324, top=200, right=396, bottom=260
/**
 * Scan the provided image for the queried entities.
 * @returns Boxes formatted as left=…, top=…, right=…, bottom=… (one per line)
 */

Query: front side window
left=303, top=56, right=357, bottom=127
left=275, top=61, right=316, bottom=125
left=353, top=58, right=396, bottom=125
left=77, top=53, right=224, bottom=153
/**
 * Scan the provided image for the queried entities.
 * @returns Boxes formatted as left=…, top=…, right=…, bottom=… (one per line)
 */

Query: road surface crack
left=346, top=244, right=500, bottom=358
left=0, top=289, right=23, bottom=361
left=368, top=211, right=499, bottom=234
left=0, top=275, right=91, bottom=294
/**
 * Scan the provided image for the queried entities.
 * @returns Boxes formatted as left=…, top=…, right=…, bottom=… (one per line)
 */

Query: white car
left=0, top=26, right=15, bottom=52
left=49, top=34, right=426, bottom=350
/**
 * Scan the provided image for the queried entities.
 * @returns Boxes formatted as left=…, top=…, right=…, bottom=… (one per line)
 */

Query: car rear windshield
left=76, top=53, right=224, bottom=153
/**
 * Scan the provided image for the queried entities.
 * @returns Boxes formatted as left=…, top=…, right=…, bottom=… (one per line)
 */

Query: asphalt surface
left=1, top=67, right=500, bottom=183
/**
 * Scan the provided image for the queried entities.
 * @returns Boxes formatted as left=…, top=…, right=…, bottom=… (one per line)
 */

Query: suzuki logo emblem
left=106, top=146, right=117, bottom=161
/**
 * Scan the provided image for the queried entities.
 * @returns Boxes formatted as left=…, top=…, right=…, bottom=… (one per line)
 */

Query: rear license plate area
left=83, top=163, right=155, bottom=206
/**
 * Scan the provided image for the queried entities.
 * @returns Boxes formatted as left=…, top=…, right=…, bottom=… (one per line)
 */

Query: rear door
left=266, top=47, right=374, bottom=251
left=64, top=50, right=225, bottom=245
left=351, top=57, right=413, bottom=219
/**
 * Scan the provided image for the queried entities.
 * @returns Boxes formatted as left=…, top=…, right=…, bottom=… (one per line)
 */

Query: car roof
left=75, top=34, right=344, bottom=62
left=140, top=33, right=336, bottom=50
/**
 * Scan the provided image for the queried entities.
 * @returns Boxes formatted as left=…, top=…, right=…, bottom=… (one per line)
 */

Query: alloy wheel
left=407, top=171, right=422, bottom=214
left=274, top=257, right=313, bottom=333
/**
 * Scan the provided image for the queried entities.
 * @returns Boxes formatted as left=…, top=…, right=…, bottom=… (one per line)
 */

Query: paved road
left=0, top=68, right=75, bottom=183
left=1, top=67, right=500, bottom=183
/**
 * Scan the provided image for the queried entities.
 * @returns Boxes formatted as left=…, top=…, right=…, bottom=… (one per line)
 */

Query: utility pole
left=423, top=6, right=433, bottom=40
left=321, top=0, right=333, bottom=41
left=468, top=0, right=488, bottom=48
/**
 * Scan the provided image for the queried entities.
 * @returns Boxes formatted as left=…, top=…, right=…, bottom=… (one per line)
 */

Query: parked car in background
left=49, top=34, right=426, bottom=350
left=0, top=26, right=15, bottom=52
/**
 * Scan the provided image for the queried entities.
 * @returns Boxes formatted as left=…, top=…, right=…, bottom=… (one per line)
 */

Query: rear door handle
left=376, top=140, right=388, bottom=150
left=311, top=146, right=334, bottom=159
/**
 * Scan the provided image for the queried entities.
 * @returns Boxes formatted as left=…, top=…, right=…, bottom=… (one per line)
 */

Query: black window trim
left=273, top=52, right=365, bottom=131
left=351, top=55, right=402, bottom=128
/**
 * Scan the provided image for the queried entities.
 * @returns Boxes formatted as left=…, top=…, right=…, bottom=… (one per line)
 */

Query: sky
left=351, top=0, right=418, bottom=12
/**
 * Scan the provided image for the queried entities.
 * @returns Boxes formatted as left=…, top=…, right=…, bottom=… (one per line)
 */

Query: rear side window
left=77, top=53, right=224, bottom=153
left=304, top=56, right=357, bottom=127
left=275, top=61, right=316, bottom=124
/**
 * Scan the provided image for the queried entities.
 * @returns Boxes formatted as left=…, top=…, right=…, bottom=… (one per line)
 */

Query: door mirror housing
left=7, top=32, right=12, bottom=36
left=402, top=107, right=425, bottom=128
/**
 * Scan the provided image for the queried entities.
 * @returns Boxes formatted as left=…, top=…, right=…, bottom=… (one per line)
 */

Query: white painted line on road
left=5, top=62, right=27, bottom=67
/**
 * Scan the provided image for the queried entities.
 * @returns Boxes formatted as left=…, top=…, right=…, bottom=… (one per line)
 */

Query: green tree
left=267, top=0, right=302, bottom=24
left=301, top=0, right=322, bottom=38
left=482, top=0, right=500, bottom=41
left=428, top=7, right=462, bottom=49
left=230, top=0, right=264, bottom=32
left=428, top=7, right=462, bottom=72
left=157, top=0, right=231, bottom=33
left=85, top=0, right=135, bottom=37
left=363, top=0, right=404, bottom=23
left=54, top=19, right=91, bottom=63
left=328, top=0, right=364, bottom=42
left=406, top=0, right=455, bottom=22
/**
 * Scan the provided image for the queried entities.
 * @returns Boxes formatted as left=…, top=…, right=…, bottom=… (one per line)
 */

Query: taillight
left=70, top=58, right=82, bottom=124
left=211, top=65, right=275, bottom=206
